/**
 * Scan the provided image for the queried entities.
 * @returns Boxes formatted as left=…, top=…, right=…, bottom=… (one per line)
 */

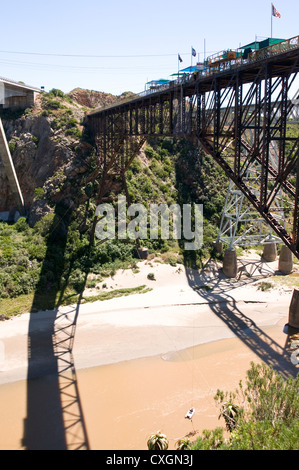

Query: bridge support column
left=279, top=245, right=293, bottom=274
left=214, top=241, right=223, bottom=254
left=289, top=290, right=299, bottom=329
left=137, top=247, right=148, bottom=259
left=223, top=248, right=238, bottom=278
left=262, top=243, right=277, bottom=262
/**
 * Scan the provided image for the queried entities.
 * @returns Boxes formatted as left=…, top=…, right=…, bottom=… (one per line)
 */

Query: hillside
left=0, top=87, right=229, bottom=317
left=0, top=87, right=137, bottom=219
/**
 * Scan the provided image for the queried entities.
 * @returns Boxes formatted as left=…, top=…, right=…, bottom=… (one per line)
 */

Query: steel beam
left=87, top=42, right=299, bottom=257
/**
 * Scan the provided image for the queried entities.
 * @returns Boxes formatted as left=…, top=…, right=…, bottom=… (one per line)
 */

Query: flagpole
left=271, top=3, right=273, bottom=42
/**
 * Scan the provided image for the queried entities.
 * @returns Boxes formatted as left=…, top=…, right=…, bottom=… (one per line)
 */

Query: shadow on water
left=22, top=200, right=90, bottom=450
left=184, top=254, right=299, bottom=380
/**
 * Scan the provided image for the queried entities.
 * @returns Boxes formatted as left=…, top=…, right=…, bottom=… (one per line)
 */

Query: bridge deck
left=88, top=35, right=299, bottom=117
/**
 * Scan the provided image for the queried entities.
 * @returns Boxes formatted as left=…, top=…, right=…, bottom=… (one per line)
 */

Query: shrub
left=45, top=100, right=62, bottom=110
left=191, top=363, right=299, bottom=450
left=34, top=187, right=45, bottom=200
left=33, top=213, right=55, bottom=237
left=65, top=127, right=82, bottom=139
left=49, top=88, right=65, bottom=98
left=66, top=118, right=78, bottom=129
left=68, top=269, right=86, bottom=293
left=14, top=217, right=28, bottom=232
left=257, top=281, right=273, bottom=291
left=8, top=141, right=16, bottom=153
left=87, top=280, right=97, bottom=288
left=147, top=272, right=155, bottom=280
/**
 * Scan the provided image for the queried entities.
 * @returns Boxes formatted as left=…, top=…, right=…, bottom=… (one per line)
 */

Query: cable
left=0, top=58, right=176, bottom=72
left=0, top=49, right=218, bottom=59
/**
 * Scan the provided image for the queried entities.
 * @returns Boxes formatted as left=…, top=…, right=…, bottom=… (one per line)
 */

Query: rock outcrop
left=67, top=88, right=116, bottom=109
left=0, top=90, right=105, bottom=222
left=0, top=87, right=138, bottom=224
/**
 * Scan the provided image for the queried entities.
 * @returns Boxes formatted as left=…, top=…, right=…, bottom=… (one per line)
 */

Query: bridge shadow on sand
left=22, top=201, right=90, bottom=450
left=184, top=254, right=299, bottom=379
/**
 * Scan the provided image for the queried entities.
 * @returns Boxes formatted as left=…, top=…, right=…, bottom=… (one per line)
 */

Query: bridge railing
left=89, top=35, right=299, bottom=115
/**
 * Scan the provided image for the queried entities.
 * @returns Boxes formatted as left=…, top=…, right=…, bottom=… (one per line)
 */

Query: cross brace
left=87, top=46, right=299, bottom=258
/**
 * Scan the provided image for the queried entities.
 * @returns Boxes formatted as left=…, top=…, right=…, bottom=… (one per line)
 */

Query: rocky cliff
left=67, top=88, right=116, bottom=109
left=0, top=89, right=118, bottom=224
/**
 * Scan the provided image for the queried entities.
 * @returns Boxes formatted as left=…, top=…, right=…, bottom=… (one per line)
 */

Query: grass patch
left=257, top=281, right=273, bottom=291
left=80, top=285, right=152, bottom=304
left=269, top=273, right=299, bottom=290
left=0, top=294, right=34, bottom=319
left=194, top=284, right=213, bottom=291
left=0, top=285, right=152, bottom=320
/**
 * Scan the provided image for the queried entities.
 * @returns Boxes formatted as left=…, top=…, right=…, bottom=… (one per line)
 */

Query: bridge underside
left=87, top=45, right=299, bottom=259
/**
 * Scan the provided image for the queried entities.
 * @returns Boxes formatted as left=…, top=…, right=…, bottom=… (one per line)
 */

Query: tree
left=147, top=431, right=169, bottom=450
left=176, top=437, right=191, bottom=450
left=218, top=399, right=242, bottom=432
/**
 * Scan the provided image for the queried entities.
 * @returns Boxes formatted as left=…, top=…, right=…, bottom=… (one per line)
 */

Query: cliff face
left=67, top=88, right=116, bottom=109
left=1, top=114, right=65, bottom=210
left=0, top=89, right=115, bottom=223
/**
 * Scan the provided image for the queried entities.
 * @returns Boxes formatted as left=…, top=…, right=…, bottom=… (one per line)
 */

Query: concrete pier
left=289, top=290, right=299, bottom=329
left=279, top=245, right=293, bottom=274
left=137, top=247, right=148, bottom=259
left=262, top=243, right=277, bottom=262
left=214, top=241, right=223, bottom=254
left=223, top=248, right=238, bottom=278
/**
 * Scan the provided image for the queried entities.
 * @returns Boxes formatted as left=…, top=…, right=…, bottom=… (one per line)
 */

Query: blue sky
left=0, top=0, right=298, bottom=96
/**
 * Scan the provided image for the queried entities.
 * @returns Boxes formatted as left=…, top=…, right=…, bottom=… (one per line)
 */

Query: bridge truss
left=87, top=37, right=299, bottom=258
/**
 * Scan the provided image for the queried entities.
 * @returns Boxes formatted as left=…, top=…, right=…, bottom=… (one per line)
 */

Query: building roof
left=0, top=76, right=41, bottom=92
left=240, top=38, right=285, bottom=50
left=180, top=66, right=198, bottom=73
left=146, top=79, right=170, bottom=86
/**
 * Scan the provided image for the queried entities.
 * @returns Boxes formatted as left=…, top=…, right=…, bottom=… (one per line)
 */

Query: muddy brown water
left=0, top=322, right=292, bottom=450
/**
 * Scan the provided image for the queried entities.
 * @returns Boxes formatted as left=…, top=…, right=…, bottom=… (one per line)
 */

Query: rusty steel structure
left=86, top=36, right=299, bottom=258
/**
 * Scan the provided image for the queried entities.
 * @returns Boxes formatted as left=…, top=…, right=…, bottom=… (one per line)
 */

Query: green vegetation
left=47, top=88, right=65, bottom=99
left=257, top=281, right=273, bottom=291
left=81, top=285, right=151, bottom=304
left=191, top=362, right=299, bottom=450
left=39, top=90, right=82, bottom=139
left=125, top=137, right=227, bottom=266
left=0, top=131, right=230, bottom=318
left=0, top=93, right=232, bottom=320
left=147, top=272, right=156, bottom=281
left=0, top=215, right=141, bottom=318
left=34, top=187, right=45, bottom=200
left=147, top=431, right=169, bottom=450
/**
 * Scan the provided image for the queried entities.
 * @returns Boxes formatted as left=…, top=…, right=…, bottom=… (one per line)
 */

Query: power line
left=0, top=49, right=217, bottom=59
left=0, top=50, right=184, bottom=59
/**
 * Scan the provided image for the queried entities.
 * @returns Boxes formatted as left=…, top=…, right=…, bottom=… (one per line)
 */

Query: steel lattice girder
left=87, top=45, right=299, bottom=258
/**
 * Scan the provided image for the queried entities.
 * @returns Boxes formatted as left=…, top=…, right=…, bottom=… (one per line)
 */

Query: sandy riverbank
left=0, top=252, right=298, bottom=450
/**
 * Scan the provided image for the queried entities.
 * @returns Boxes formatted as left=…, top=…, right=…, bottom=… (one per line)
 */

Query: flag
left=272, top=3, right=281, bottom=18
left=178, top=54, right=183, bottom=63
left=192, top=47, right=196, bottom=57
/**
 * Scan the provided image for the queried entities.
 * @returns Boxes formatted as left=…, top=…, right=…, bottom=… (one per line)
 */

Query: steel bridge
left=86, top=36, right=299, bottom=259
